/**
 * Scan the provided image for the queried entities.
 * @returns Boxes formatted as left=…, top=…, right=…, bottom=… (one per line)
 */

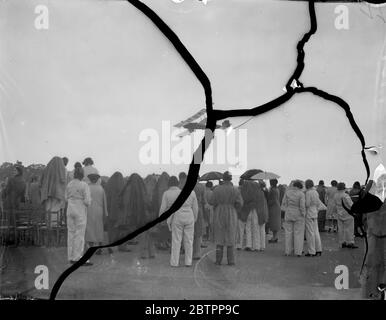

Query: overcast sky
left=0, top=0, right=384, bottom=185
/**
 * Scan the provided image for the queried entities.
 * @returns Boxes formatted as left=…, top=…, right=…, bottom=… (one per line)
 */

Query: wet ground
left=0, top=230, right=365, bottom=299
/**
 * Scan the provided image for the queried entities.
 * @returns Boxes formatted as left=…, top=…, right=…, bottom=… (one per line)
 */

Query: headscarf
left=39, top=156, right=66, bottom=204
left=105, top=172, right=125, bottom=222
left=151, top=172, right=170, bottom=214
left=118, top=173, right=148, bottom=228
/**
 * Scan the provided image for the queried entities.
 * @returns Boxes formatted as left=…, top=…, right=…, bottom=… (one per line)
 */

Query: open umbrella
left=250, top=171, right=280, bottom=180
left=240, top=169, right=263, bottom=180
left=199, top=171, right=223, bottom=181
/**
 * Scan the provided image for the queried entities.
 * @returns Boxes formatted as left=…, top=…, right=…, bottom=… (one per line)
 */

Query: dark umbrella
left=240, top=169, right=263, bottom=180
left=199, top=171, right=223, bottom=181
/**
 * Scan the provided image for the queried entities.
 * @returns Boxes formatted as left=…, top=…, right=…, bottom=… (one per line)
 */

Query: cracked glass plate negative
left=0, top=0, right=385, bottom=300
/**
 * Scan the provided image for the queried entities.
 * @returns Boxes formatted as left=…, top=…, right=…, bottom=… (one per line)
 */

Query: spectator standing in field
left=236, top=179, right=252, bottom=251
left=349, top=181, right=363, bottom=237
left=304, top=179, right=323, bottom=257
left=267, top=179, right=281, bottom=243
left=281, top=180, right=306, bottom=257
left=160, top=176, right=198, bottom=267
left=255, top=181, right=269, bottom=251
left=208, top=171, right=243, bottom=265
left=85, top=173, right=109, bottom=255
left=105, top=172, right=125, bottom=248
left=193, top=179, right=206, bottom=259
left=203, top=181, right=214, bottom=241
left=334, top=182, right=358, bottom=249
left=65, top=167, right=92, bottom=265
left=325, top=180, right=338, bottom=233
left=316, top=180, right=327, bottom=232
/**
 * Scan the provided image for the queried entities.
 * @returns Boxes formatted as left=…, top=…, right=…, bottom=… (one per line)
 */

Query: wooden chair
left=13, top=207, right=34, bottom=246
left=0, top=208, right=11, bottom=246
left=38, top=209, right=67, bottom=247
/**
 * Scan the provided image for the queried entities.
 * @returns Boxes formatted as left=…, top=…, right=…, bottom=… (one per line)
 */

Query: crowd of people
left=0, top=157, right=364, bottom=268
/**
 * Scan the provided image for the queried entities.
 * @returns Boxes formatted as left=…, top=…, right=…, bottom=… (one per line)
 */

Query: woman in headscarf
left=40, top=156, right=67, bottom=214
left=152, top=172, right=170, bottom=250
left=105, top=172, right=125, bottom=250
left=85, top=174, right=108, bottom=255
left=208, top=171, right=243, bottom=265
left=117, top=173, right=148, bottom=251
left=140, top=174, right=159, bottom=259
left=304, top=179, right=322, bottom=256
left=160, top=176, right=198, bottom=267
left=267, top=179, right=281, bottom=243
left=255, top=181, right=269, bottom=251
left=65, top=167, right=92, bottom=265
left=281, top=180, right=306, bottom=257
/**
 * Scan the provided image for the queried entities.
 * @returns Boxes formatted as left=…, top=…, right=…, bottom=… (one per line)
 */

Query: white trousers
left=236, top=216, right=252, bottom=249
left=250, top=210, right=265, bottom=251
left=67, top=204, right=87, bottom=262
left=284, top=219, right=305, bottom=255
left=305, top=216, right=322, bottom=254
left=338, top=217, right=354, bottom=245
left=171, top=213, right=194, bottom=267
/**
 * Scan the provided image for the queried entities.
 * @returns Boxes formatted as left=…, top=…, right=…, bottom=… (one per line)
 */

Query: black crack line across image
left=50, top=0, right=370, bottom=299
left=49, top=0, right=216, bottom=300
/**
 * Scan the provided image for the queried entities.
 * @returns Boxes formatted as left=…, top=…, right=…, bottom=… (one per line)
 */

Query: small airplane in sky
left=174, top=108, right=231, bottom=138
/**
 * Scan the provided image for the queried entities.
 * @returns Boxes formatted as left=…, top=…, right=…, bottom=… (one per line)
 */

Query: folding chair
left=13, top=207, right=34, bottom=246
left=0, top=208, right=11, bottom=246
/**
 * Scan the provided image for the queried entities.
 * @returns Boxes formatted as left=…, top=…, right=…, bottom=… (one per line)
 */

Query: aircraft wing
left=174, top=108, right=206, bottom=128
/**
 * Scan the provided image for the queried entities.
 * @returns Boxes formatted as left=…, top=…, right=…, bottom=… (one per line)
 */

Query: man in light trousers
left=160, top=176, right=198, bottom=267
left=334, top=182, right=358, bottom=249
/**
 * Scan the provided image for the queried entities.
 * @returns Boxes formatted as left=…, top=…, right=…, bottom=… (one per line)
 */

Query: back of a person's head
left=337, top=182, right=346, bottom=191
left=206, top=181, right=213, bottom=188
left=331, top=180, right=338, bottom=187
left=74, top=167, right=84, bottom=180
left=169, top=176, right=179, bottom=188
left=353, top=181, right=361, bottom=189
left=15, top=165, right=23, bottom=176
left=270, top=179, right=278, bottom=187
left=178, top=172, right=187, bottom=180
left=88, top=174, right=100, bottom=184
left=318, top=180, right=324, bottom=186
left=82, top=157, right=94, bottom=166
left=305, top=179, right=314, bottom=189
left=293, top=180, right=303, bottom=190
left=223, top=171, right=232, bottom=182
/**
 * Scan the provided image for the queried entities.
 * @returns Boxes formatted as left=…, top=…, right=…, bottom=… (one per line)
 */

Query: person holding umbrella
left=267, top=179, right=281, bottom=243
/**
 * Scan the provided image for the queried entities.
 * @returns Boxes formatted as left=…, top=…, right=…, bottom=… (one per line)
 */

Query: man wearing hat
left=208, top=171, right=243, bottom=265
left=333, top=182, right=358, bottom=249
